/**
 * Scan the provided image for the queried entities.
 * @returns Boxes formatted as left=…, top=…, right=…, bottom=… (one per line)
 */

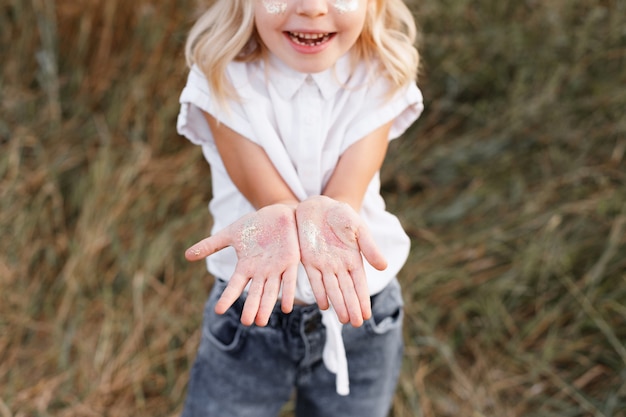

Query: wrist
left=332, top=198, right=361, bottom=212
left=272, top=199, right=299, bottom=211
left=308, top=194, right=360, bottom=212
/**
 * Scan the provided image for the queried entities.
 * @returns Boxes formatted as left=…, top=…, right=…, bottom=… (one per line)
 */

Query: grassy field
left=1, top=0, right=624, bottom=416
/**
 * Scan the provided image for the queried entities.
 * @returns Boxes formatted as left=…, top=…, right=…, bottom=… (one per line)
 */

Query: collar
left=267, top=53, right=352, bottom=101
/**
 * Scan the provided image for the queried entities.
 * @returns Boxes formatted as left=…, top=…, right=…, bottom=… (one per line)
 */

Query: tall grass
left=1, top=0, right=624, bottom=416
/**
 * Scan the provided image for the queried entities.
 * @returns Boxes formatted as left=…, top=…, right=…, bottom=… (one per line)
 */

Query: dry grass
left=1, top=0, right=625, bottom=416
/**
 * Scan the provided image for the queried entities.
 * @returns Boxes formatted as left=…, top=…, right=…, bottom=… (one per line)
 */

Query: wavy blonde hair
left=185, top=0, right=419, bottom=104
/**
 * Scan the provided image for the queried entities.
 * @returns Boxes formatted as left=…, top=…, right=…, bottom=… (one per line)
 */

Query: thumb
left=356, top=223, right=388, bottom=271
left=185, top=229, right=231, bottom=262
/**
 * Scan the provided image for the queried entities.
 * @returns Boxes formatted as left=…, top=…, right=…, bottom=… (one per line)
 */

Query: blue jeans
left=181, top=278, right=404, bottom=417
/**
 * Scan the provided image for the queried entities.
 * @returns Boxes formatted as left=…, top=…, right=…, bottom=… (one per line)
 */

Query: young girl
left=177, top=1, right=423, bottom=416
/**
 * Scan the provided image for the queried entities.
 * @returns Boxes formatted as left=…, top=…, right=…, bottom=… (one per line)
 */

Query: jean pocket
left=202, top=281, right=247, bottom=352
left=204, top=308, right=247, bottom=352
left=365, top=279, right=404, bottom=335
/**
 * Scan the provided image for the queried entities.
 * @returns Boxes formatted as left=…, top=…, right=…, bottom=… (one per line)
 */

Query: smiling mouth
left=287, top=31, right=334, bottom=46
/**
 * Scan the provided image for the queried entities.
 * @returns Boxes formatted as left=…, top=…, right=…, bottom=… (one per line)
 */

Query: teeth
left=289, top=32, right=331, bottom=46
left=291, top=32, right=327, bottom=39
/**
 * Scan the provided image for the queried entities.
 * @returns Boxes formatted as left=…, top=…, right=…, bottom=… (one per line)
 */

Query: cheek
left=254, top=13, right=282, bottom=48
left=336, top=12, right=368, bottom=46
left=333, top=1, right=368, bottom=36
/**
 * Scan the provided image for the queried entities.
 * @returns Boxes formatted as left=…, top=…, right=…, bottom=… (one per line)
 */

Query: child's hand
left=296, top=196, right=388, bottom=327
left=185, top=204, right=300, bottom=327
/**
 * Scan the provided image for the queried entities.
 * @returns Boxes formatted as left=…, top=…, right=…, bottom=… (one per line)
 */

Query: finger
left=256, top=277, right=280, bottom=326
left=349, top=266, right=372, bottom=321
left=305, top=267, right=329, bottom=310
left=185, top=231, right=231, bottom=262
left=323, top=273, right=349, bottom=324
left=280, top=264, right=298, bottom=314
left=336, top=270, right=363, bottom=327
left=241, top=277, right=265, bottom=326
left=356, top=223, right=388, bottom=271
left=214, top=272, right=249, bottom=315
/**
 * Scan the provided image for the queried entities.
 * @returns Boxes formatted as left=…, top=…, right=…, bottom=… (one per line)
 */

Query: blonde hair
left=185, top=0, right=419, bottom=104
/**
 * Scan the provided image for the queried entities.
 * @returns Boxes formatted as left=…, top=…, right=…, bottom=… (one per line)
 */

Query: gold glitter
left=239, top=221, right=259, bottom=256
left=331, top=0, right=359, bottom=14
left=262, top=0, right=287, bottom=14
left=302, top=219, right=328, bottom=256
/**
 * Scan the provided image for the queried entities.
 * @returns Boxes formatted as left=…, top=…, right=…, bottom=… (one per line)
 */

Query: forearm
left=204, top=112, right=299, bottom=209
left=321, top=121, right=392, bottom=211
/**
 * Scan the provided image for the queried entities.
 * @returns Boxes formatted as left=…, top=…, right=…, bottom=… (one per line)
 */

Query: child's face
left=255, top=0, right=369, bottom=74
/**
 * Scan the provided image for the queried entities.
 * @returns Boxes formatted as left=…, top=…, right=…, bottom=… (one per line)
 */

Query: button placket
left=297, top=77, right=323, bottom=196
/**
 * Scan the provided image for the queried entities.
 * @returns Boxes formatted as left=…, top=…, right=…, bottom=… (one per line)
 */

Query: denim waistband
left=215, top=279, right=323, bottom=333
left=214, top=278, right=389, bottom=334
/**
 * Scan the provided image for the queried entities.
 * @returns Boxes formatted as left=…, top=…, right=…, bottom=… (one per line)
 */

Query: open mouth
left=287, top=31, right=334, bottom=46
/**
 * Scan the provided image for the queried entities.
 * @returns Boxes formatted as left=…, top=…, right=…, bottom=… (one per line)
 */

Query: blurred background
left=1, top=0, right=624, bottom=416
